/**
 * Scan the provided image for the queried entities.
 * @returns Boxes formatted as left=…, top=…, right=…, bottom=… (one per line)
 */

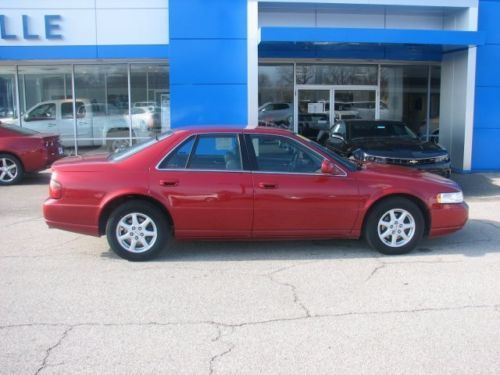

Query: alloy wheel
left=115, top=212, right=158, bottom=253
left=377, top=208, right=416, bottom=248
left=0, top=157, right=18, bottom=183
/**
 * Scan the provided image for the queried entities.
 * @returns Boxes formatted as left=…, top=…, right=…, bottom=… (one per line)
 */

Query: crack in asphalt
left=2, top=303, right=498, bottom=333
left=365, top=263, right=386, bottom=282
left=264, top=271, right=312, bottom=318
left=34, top=326, right=73, bottom=375
left=208, top=326, right=235, bottom=375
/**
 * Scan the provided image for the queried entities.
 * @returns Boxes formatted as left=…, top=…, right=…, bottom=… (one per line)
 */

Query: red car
left=0, top=123, right=63, bottom=185
left=43, top=127, right=468, bottom=261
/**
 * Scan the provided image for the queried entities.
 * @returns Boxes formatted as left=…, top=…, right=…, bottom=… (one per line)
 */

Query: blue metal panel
left=479, top=1, right=500, bottom=44
left=170, top=84, right=247, bottom=127
left=169, top=0, right=248, bottom=128
left=169, top=39, right=247, bottom=85
left=260, top=27, right=485, bottom=47
left=472, top=129, right=500, bottom=170
left=474, top=87, right=500, bottom=129
left=476, top=45, right=500, bottom=87
left=169, top=0, right=246, bottom=39
left=0, top=45, right=169, bottom=60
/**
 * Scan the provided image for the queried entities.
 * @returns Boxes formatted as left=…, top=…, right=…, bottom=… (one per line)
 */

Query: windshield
left=0, top=124, right=39, bottom=135
left=349, top=122, right=417, bottom=140
left=109, top=130, right=174, bottom=161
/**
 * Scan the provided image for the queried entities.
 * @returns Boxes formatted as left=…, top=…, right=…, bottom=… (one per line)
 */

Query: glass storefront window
left=380, top=65, right=429, bottom=134
left=131, top=64, right=170, bottom=138
left=296, top=64, right=378, bottom=86
left=18, top=65, right=73, bottom=147
left=74, top=64, right=129, bottom=152
left=258, top=64, right=294, bottom=128
left=1, top=62, right=169, bottom=155
left=0, top=66, right=18, bottom=126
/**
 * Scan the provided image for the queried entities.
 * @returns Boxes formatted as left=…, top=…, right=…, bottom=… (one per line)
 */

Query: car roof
left=343, top=120, right=405, bottom=125
left=171, top=126, right=294, bottom=137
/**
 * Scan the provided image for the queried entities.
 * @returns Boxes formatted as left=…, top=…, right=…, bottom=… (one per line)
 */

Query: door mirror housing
left=321, top=159, right=346, bottom=176
left=331, top=133, right=345, bottom=142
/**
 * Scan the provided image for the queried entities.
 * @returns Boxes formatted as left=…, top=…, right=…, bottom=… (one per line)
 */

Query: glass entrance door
left=296, top=89, right=331, bottom=139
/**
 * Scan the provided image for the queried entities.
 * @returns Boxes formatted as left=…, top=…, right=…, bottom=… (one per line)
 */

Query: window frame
left=156, top=132, right=248, bottom=172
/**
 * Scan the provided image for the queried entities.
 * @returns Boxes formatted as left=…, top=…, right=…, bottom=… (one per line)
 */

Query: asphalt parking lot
left=1, top=171, right=500, bottom=374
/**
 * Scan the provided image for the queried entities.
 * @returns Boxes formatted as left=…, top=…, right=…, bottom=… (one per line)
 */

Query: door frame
left=294, top=84, right=379, bottom=133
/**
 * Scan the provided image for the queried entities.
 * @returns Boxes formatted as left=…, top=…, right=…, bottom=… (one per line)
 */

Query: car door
left=22, top=103, right=58, bottom=135
left=60, top=101, right=92, bottom=146
left=150, top=133, right=253, bottom=239
left=246, top=133, right=361, bottom=238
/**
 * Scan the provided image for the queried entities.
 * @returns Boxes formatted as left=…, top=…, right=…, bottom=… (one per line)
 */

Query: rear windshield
left=109, top=130, right=174, bottom=161
left=0, top=124, right=39, bottom=135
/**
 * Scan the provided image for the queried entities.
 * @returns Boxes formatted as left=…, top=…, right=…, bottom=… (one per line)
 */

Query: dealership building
left=1, top=0, right=499, bottom=172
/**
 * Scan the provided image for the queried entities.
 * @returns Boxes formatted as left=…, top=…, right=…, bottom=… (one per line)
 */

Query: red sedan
left=0, top=123, right=63, bottom=185
left=43, top=127, right=468, bottom=261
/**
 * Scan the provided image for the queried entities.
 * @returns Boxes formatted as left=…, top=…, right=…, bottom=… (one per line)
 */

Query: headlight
left=436, top=191, right=463, bottom=204
left=434, top=154, right=449, bottom=163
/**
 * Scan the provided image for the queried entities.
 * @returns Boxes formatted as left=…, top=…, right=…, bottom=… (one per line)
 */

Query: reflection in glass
left=74, top=64, right=130, bottom=152
left=258, top=64, right=294, bottom=128
left=0, top=66, right=18, bottom=126
left=131, top=64, right=170, bottom=138
left=18, top=65, right=73, bottom=148
left=335, top=90, right=376, bottom=121
left=380, top=65, right=429, bottom=133
left=296, top=64, right=377, bottom=86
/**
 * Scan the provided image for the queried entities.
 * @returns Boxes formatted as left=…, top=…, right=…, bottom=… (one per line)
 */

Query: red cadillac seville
left=0, top=123, right=63, bottom=185
left=43, top=127, right=468, bottom=261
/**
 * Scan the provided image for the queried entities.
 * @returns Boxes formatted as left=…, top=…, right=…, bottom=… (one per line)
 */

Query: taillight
left=49, top=178, right=62, bottom=199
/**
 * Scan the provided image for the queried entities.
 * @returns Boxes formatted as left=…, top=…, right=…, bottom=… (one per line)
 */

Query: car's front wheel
left=0, top=153, right=23, bottom=186
left=106, top=201, right=170, bottom=261
left=364, top=197, right=424, bottom=255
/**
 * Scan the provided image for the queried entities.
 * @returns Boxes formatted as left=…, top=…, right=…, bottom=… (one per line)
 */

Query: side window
left=332, top=123, right=346, bottom=138
left=159, top=136, right=196, bottom=169
left=26, top=103, right=56, bottom=121
left=249, top=135, right=323, bottom=173
left=188, top=135, right=241, bottom=171
left=61, top=102, right=86, bottom=119
left=61, top=103, right=73, bottom=119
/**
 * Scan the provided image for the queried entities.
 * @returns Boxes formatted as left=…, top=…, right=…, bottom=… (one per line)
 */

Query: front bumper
left=429, top=202, right=469, bottom=237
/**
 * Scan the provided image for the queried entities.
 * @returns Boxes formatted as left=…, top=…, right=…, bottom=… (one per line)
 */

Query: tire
left=106, top=200, right=170, bottom=261
left=0, top=153, right=24, bottom=186
left=106, top=130, right=131, bottom=152
left=364, top=197, right=424, bottom=255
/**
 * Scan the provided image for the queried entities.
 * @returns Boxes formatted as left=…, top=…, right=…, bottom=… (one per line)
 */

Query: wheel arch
left=98, top=194, right=174, bottom=236
left=361, top=193, right=431, bottom=238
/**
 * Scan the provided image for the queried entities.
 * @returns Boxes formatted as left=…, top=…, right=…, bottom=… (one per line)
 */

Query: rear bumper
left=429, top=202, right=469, bottom=237
left=43, top=198, right=100, bottom=237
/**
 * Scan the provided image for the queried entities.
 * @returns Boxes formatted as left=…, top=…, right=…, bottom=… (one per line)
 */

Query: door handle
left=258, top=182, right=278, bottom=189
left=160, top=179, right=179, bottom=187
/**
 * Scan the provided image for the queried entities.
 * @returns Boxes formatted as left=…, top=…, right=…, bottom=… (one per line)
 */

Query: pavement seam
left=208, top=325, right=236, bottom=375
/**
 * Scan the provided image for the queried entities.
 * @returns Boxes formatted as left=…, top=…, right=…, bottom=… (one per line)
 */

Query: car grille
left=368, top=156, right=447, bottom=165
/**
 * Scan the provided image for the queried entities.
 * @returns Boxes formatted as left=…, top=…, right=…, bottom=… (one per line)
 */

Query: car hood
left=359, top=162, right=460, bottom=190
left=349, top=137, right=447, bottom=158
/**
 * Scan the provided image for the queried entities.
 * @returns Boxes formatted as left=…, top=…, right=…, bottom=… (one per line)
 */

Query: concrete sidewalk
left=451, top=172, right=500, bottom=199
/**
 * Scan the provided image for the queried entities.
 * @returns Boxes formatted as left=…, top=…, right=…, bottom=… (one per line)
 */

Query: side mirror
left=321, top=159, right=346, bottom=176
left=331, top=133, right=345, bottom=142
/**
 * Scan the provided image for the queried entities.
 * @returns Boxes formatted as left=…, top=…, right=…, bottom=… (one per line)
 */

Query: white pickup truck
left=20, top=99, right=149, bottom=150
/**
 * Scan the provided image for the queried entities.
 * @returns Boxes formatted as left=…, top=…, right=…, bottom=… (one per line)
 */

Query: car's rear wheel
left=0, top=153, right=23, bottom=186
left=364, top=197, right=424, bottom=255
left=106, top=201, right=170, bottom=261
